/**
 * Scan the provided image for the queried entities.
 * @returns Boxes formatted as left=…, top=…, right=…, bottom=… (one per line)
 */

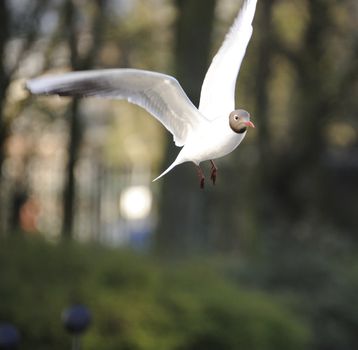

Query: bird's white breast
left=178, top=118, right=246, bottom=165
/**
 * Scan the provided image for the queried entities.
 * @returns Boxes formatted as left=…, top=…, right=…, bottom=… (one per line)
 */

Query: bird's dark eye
left=234, top=115, right=239, bottom=120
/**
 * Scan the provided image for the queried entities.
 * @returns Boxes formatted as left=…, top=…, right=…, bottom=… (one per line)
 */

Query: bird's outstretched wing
left=199, top=0, right=258, bottom=119
left=27, top=69, right=207, bottom=146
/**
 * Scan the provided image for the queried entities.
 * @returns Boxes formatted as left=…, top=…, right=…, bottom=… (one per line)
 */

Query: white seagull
left=27, top=0, right=258, bottom=189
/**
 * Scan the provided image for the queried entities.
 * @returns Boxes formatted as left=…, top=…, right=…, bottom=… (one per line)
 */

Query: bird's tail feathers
left=152, top=161, right=179, bottom=182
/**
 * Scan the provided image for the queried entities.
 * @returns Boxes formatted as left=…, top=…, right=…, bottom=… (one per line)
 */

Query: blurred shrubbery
left=237, top=236, right=358, bottom=350
left=0, top=237, right=309, bottom=350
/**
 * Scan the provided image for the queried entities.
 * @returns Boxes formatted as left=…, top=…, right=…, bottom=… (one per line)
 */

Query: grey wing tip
left=23, top=77, right=75, bottom=97
left=25, top=78, right=44, bottom=95
left=24, top=79, right=45, bottom=96
left=24, top=80, right=33, bottom=94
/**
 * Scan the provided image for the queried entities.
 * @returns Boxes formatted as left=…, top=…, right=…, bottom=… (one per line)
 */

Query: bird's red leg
left=196, top=165, right=205, bottom=189
left=210, top=160, right=218, bottom=185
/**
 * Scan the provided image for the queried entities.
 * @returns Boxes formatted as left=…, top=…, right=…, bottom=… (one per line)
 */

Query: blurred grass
left=0, top=237, right=309, bottom=350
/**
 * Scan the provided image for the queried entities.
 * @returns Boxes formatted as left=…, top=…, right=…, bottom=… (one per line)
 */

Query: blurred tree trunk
left=256, top=0, right=358, bottom=233
left=61, top=0, right=81, bottom=239
left=0, top=0, right=10, bottom=236
left=62, top=0, right=106, bottom=239
left=174, top=0, right=217, bottom=105
left=0, top=0, right=10, bottom=169
left=155, top=0, right=217, bottom=255
left=0, top=1, right=51, bottom=236
left=252, top=0, right=276, bottom=230
left=271, top=0, right=336, bottom=222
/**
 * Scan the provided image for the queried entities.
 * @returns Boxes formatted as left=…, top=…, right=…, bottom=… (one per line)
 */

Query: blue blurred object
left=0, top=323, right=20, bottom=349
left=62, top=305, right=91, bottom=335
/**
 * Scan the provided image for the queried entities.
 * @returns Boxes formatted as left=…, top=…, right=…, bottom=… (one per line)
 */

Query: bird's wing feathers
left=27, top=69, right=207, bottom=146
left=199, top=0, right=258, bottom=119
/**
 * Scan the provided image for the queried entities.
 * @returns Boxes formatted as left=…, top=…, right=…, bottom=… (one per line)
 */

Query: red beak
left=244, top=121, right=255, bottom=128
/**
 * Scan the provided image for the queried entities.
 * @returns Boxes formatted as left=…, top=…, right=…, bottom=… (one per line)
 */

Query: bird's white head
left=229, top=109, right=255, bottom=134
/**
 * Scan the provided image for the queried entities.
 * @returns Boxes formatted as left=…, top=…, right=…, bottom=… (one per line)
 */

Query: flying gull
left=27, top=0, right=258, bottom=188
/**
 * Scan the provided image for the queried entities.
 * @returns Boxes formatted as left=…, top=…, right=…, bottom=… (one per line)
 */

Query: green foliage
left=0, top=238, right=309, bottom=350
left=233, top=236, right=358, bottom=350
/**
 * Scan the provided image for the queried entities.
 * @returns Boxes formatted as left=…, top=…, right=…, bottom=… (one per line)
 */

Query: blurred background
left=0, top=0, right=357, bottom=349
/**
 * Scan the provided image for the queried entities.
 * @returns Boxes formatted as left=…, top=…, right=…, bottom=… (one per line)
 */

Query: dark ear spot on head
left=236, top=126, right=247, bottom=134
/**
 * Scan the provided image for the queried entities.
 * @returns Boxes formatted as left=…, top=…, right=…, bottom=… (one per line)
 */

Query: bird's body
left=154, top=116, right=247, bottom=181
left=182, top=119, right=246, bottom=165
left=26, top=0, right=258, bottom=188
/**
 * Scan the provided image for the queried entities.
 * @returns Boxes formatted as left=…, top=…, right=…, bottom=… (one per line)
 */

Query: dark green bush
left=0, top=237, right=309, bottom=350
